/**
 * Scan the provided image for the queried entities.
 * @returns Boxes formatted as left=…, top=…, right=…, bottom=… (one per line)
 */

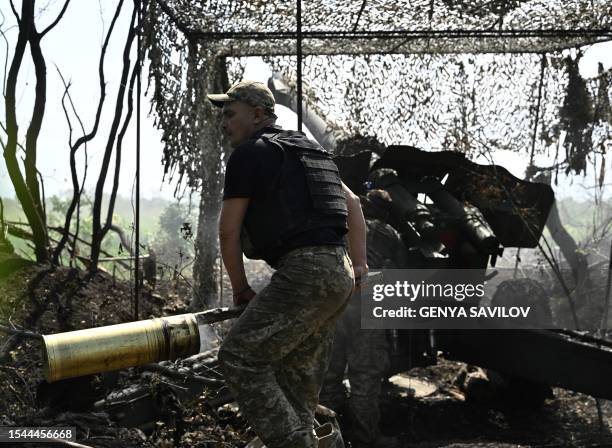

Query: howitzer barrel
left=43, top=313, right=200, bottom=383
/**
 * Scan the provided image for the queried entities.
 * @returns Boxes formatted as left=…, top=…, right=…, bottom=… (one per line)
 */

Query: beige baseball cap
left=207, top=80, right=276, bottom=115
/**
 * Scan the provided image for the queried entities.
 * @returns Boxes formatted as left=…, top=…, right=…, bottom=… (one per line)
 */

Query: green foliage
left=1, top=194, right=176, bottom=270
left=556, top=197, right=612, bottom=244
left=45, top=194, right=123, bottom=264
left=153, top=201, right=196, bottom=277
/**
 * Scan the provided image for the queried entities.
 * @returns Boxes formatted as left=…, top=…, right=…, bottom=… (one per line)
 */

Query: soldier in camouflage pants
left=208, top=81, right=367, bottom=448
left=320, top=218, right=409, bottom=448
left=219, top=246, right=354, bottom=447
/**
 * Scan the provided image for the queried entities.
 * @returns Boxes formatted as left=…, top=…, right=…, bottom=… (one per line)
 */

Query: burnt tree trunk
left=530, top=172, right=590, bottom=291
left=545, top=199, right=590, bottom=290
left=190, top=50, right=229, bottom=310
left=3, top=0, right=53, bottom=263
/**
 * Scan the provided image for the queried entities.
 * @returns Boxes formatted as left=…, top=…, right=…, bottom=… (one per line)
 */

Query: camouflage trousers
left=319, top=292, right=390, bottom=445
left=218, top=245, right=354, bottom=448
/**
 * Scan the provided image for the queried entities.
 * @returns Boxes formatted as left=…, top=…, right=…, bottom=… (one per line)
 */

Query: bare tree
left=89, top=0, right=139, bottom=275
left=52, top=0, right=126, bottom=266
left=1, top=0, right=149, bottom=279
left=2, top=0, right=70, bottom=262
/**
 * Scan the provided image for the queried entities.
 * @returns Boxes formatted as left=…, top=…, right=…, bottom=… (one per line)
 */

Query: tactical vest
left=241, top=129, right=348, bottom=261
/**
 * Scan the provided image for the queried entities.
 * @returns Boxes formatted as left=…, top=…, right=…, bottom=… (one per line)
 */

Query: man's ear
left=253, top=106, right=267, bottom=124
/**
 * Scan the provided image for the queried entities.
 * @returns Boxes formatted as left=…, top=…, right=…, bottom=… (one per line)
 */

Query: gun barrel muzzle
left=43, top=313, right=200, bottom=383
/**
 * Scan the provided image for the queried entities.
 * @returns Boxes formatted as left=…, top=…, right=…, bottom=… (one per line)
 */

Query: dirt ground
left=382, top=362, right=612, bottom=447
left=1, top=261, right=612, bottom=447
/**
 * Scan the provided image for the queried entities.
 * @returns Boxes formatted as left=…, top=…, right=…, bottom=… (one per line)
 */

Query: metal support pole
left=134, top=0, right=142, bottom=321
left=528, top=54, right=547, bottom=170
left=296, top=0, right=303, bottom=132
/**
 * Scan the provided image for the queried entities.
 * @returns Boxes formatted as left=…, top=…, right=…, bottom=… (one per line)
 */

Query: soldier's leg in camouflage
left=218, top=246, right=354, bottom=448
left=319, top=309, right=350, bottom=415
left=344, top=294, right=392, bottom=447
left=276, top=320, right=334, bottom=429
left=277, top=307, right=348, bottom=448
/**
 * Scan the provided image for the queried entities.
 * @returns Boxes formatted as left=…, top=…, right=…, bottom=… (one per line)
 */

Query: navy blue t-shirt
left=223, top=125, right=345, bottom=264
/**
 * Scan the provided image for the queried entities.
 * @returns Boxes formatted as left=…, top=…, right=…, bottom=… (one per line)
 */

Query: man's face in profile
left=221, top=101, right=260, bottom=148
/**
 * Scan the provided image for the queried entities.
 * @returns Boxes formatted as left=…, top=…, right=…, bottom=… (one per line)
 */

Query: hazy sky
left=0, top=1, right=610, bottom=202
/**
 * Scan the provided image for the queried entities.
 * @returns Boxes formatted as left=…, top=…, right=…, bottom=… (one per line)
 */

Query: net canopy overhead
left=255, top=53, right=610, bottom=169
left=144, top=0, right=612, bottom=193
left=155, top=0, right=611, bottom=54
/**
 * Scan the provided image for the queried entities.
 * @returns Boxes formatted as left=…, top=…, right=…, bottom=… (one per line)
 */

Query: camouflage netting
left=258, top=53, right=611, bottom=176
left=151, top=0, right=611, bottom=54
left=143, top=0, right=612, bottom=193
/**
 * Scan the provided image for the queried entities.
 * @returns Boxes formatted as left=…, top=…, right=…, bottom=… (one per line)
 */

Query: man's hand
left=233, top=286, right=256, bottom=306
left=353, top=263, right=369, bottom=290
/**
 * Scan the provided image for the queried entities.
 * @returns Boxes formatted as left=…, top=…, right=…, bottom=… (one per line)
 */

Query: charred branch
left=58, top=72, right=74, bottom=146
left=24, top=5, right=49, bottom=251
left=7, top=222, right=133, bottom=270
left=52, top=0, right=125, bottom=265
left=55, top=66, right=86, bottom=264
left=39, top=0, right=71, bottom=38
left=101, top=59, right=139, bottom=245
left=548, top=205, right=590, bottom=287
left=6, top=222, right=35, bottom=241
left=97, top=255, right=148, bottom=262
left=3, top=0, right=49, bottom=263
left=8, top=0, right=20, bottom=25
left=35, top=166, right=47, bottom=222
left=140, top=363, right=223, bottom=386
left=0, top=323, right=43, bottom=341
left=0, top=15, right=10, bottom=96
left=108, top=223, right=133, bottom=256
left=90, top=2, right=138, bottom=275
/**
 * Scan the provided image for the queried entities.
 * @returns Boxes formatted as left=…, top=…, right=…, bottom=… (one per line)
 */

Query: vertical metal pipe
left=528, top=53, right=546, bottom=170
left=296, top=0, right=303, bottom=132
left=134, top=0, right=142, bottom=320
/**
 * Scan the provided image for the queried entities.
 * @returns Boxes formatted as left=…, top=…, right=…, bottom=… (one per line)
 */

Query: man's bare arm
left=219, top=198, right=254, bottom=304
left=342, top=181, right=368, bottom=280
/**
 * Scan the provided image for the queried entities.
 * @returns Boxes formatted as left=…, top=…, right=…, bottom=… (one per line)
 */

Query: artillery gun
left=334, top=145, right=612, bottom=403
left=263, top=73, right=612, bottom=402
left=39, top=145, right=612, bottom=425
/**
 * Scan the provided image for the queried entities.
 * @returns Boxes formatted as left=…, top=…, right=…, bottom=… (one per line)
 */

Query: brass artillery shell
left=43, top=313, right=200, bottom=383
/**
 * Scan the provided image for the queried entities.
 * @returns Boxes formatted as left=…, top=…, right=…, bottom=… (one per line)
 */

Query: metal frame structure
left=137, top=0, right=612, bottom=314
